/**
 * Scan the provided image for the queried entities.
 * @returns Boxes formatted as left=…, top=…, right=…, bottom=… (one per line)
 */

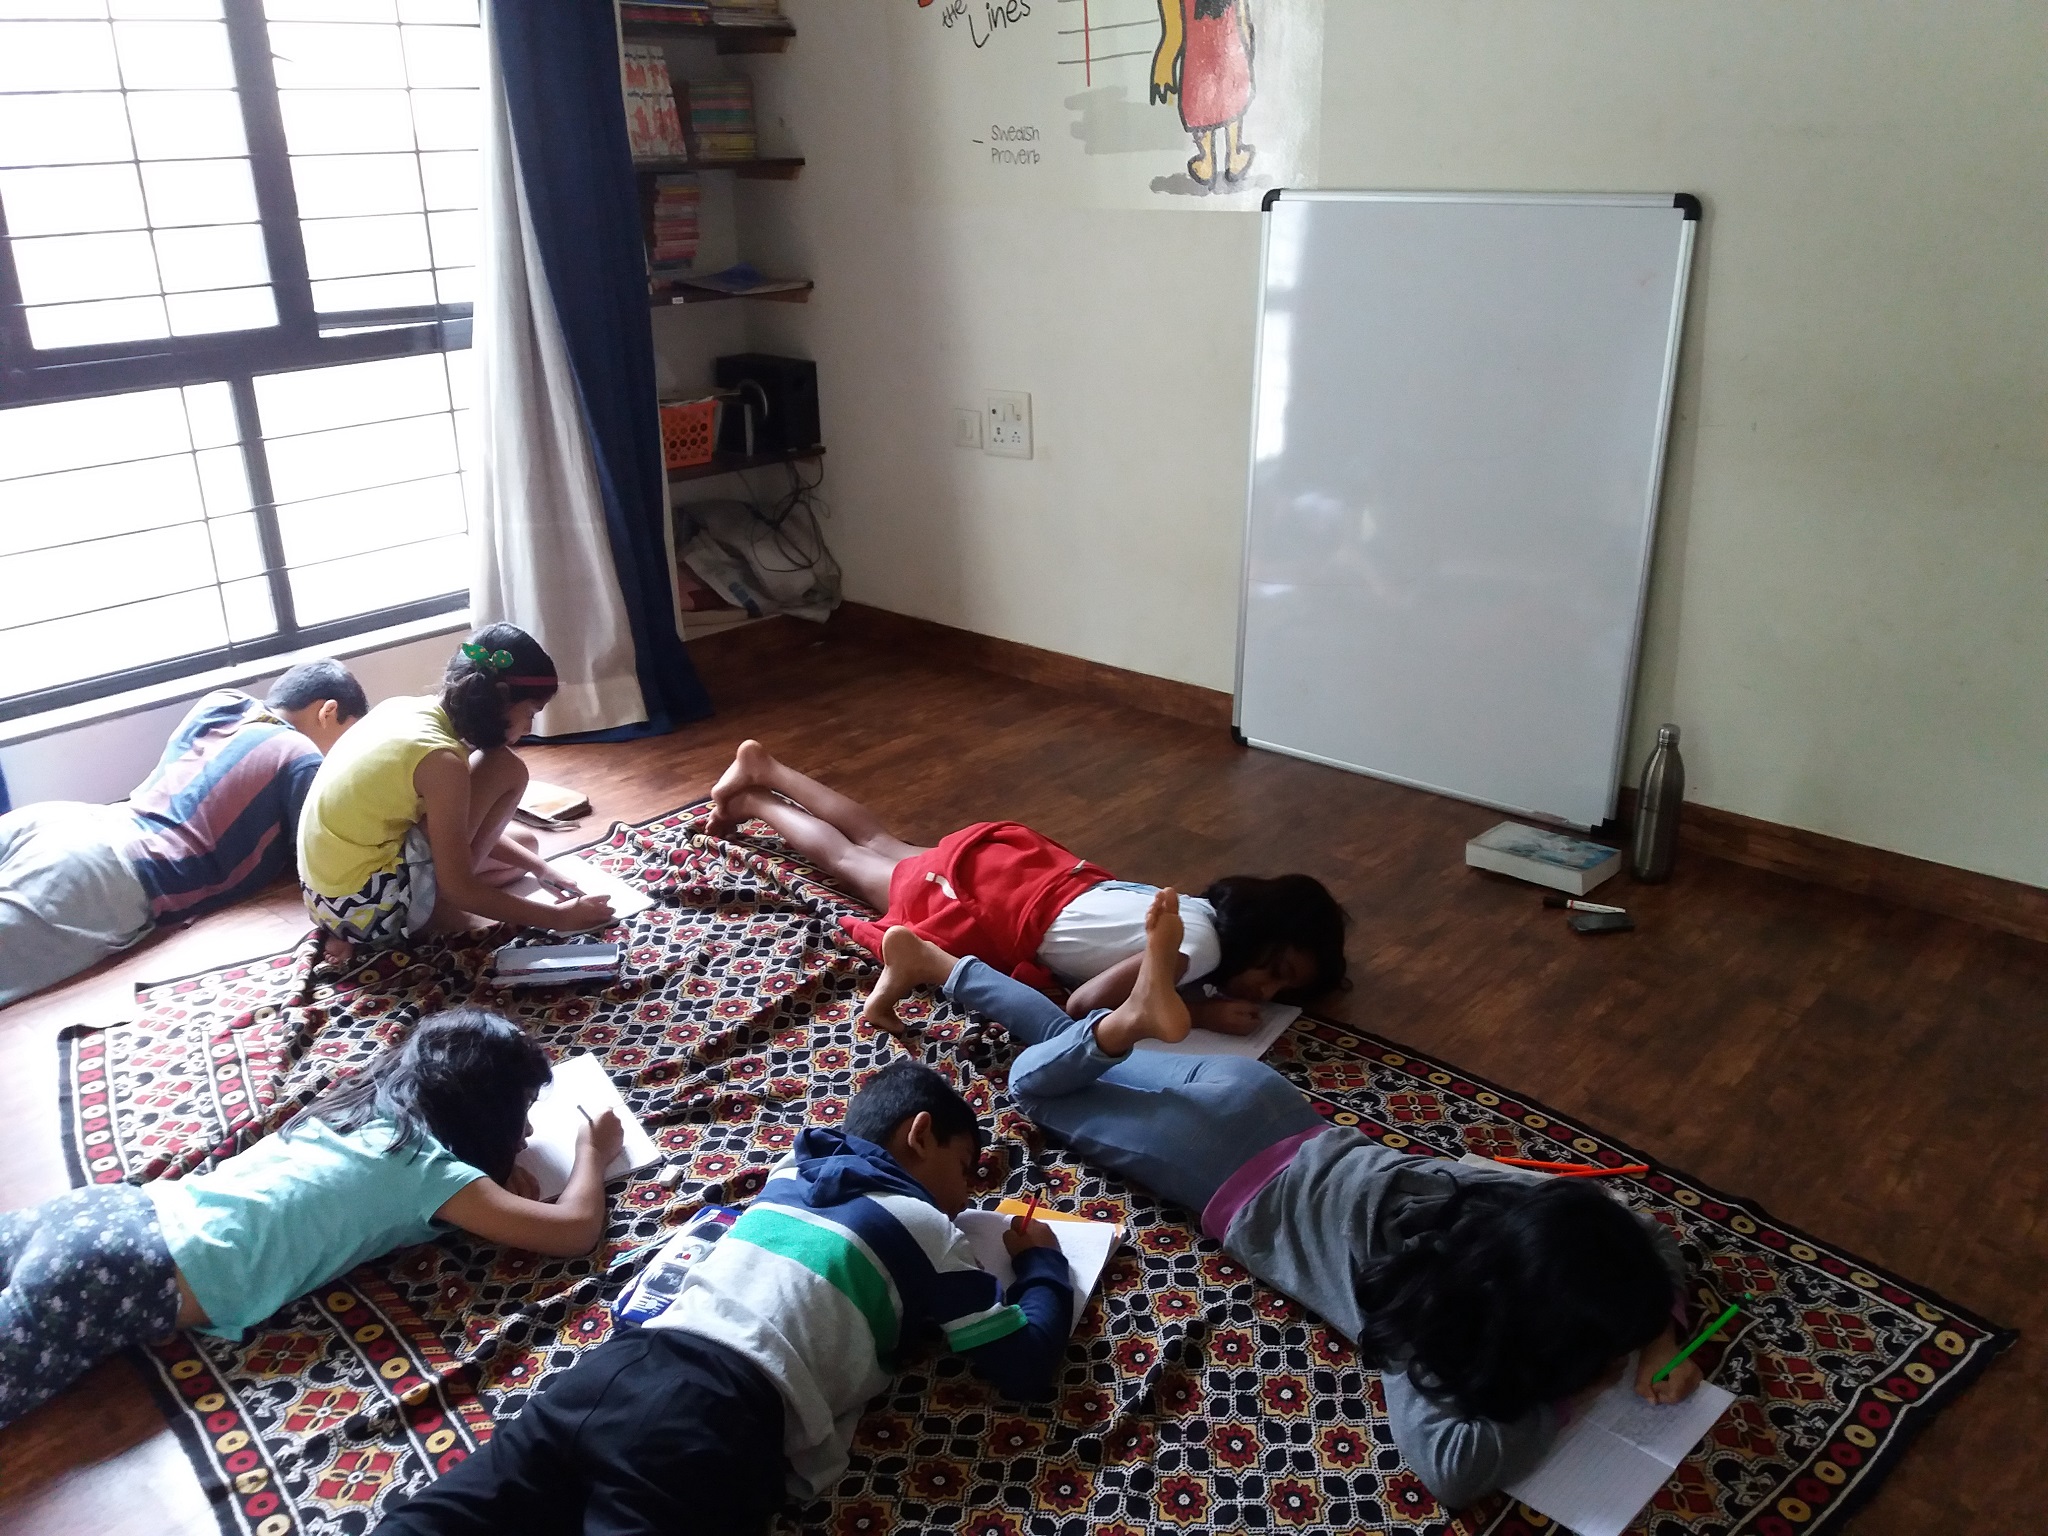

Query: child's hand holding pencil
left=1004, top=1191, right=1056, bottom=1255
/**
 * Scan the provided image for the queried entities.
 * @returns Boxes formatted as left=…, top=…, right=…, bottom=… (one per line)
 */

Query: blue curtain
left=490, top=0, right=712, bottom=740
left=0, top=762, right=9, bottom=817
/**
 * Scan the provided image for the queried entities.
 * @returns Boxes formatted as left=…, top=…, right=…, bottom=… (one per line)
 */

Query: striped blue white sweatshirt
left=645, top=1128, right=1073, bottom=1496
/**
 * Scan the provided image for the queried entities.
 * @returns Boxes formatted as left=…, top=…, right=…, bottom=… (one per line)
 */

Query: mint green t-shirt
left=142, top=1116, right=487, bottom=1338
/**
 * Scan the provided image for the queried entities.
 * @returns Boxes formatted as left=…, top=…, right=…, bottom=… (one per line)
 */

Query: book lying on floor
left=1504, top=1355, right=1735, bottom=1536
left=955, top=1198, right=1123, bottom=1330
left=493, top=941, right=622, bottom=988
left=1465, top=821, right=1622, bottom=895
left=1133, top=1000, right=1302, bottom=1061
left=515, top=779, right=592, bottom=831
left=514, top=1052, right=664, bottom=1199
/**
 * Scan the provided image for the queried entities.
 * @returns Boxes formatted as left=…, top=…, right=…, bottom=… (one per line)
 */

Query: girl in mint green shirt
left=0, top=1009, right=624, bottom=1428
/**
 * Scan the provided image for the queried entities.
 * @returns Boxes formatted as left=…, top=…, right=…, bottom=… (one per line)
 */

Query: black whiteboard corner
left=1231, top=725, right=1248, bottom=746
left=1262, top=188, right=1285, bottom=212
left=1674, top=192, right=1701, bottom=220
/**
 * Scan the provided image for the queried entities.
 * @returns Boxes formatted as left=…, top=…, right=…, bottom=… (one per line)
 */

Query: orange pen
left=1548, top=1163, right=1650, bottom=1178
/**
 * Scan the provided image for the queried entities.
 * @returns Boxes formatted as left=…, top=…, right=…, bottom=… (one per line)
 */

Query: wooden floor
left=1, top=625, right=2039, bottom=1534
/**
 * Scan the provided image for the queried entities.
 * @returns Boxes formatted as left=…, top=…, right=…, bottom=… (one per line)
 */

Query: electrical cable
left=716, top=457, right=835, bottom=580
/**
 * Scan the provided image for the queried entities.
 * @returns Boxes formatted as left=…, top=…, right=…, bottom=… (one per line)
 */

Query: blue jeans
left=945, top=958, right=1322, bottom=1216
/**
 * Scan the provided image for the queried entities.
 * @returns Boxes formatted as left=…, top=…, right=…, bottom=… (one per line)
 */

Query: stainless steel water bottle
left=1630, top=724, right=1685, bottom=883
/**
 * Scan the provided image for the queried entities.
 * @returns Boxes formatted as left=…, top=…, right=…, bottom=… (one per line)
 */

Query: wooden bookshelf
left=631, top=155, right=803, bottom=180
left=620, top=18, right=796, bottom=53
left=669, top=446, right=824, bottom=484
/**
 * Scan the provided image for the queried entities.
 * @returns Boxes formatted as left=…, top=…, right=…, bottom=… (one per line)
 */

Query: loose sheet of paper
left=1132, top=1002, right=1302, bottom=1061
left=954, top=1207, right=1121, bottom=1330
left=1458, top=1152, right=1555, bottom=1179
left=504, top=855, right=656, bottom=926
left=546, top=854, right=656, bottom=922
left=1504, top=1359, right=1734, bottom=1536
left=513, top=1053, right=662, bottom=1199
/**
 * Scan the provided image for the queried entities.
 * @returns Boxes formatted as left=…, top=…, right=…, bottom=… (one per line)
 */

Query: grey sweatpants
left=0, top=802, right=153, bottom=1006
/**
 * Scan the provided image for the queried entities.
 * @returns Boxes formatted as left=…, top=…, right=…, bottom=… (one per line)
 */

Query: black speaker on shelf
left=713, top=353, right=821, bottom=457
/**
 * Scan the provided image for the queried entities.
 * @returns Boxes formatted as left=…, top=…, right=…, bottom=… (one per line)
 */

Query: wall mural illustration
left=894, top=0, right=1322, bottom=210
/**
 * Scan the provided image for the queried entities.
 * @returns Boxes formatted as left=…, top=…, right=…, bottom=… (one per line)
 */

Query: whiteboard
left=1233, top=191, right=1696, bottom=828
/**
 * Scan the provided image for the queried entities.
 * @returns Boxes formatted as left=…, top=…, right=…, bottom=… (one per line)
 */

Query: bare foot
left=709, top=739, right=776, bottom=833
left=1187, top=138, right=1216, bottom=188
left=861, top=925, right=959, bottom=1033
left=1094, top=888, right=1193, bottom=1055
left=1224, top=139, right=1256, bottom=184
left=318, top=931, right=353, bottom=968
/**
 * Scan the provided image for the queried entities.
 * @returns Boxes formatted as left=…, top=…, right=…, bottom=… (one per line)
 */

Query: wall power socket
left=985, top=391, right=1032, bottom=459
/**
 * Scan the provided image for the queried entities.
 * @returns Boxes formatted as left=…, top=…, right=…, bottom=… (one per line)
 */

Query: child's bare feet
left=1094, top=888, right=1193, bottom=1055
left=708, top=739, right=776, bottom=834
left=318, top=931, right=353, bottom=968
left=861, top=925, right=958, bottom=1033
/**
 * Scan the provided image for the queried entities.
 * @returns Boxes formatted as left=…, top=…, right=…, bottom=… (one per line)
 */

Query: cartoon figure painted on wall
left=1152, top=0, right=1255, bottom=190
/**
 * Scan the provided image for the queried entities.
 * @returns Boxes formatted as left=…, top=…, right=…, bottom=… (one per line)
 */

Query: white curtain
left=471, top=5, right=649, bottom=737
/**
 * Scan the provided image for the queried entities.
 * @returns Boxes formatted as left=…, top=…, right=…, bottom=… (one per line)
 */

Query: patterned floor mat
left=55, top=806, right=2012, bottom=1536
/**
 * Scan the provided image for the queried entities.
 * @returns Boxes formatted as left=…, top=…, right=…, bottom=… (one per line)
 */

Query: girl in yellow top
left=298, top=624, right=612, bottom=951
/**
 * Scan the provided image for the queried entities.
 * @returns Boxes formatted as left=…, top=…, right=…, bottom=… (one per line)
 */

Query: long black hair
left=289, top=1008, right=552, bottom=1184
left=1202, top=873, right=1349, bottom=997
left=441, top=622, right=558, bottom=750
left=1355, top=1178, right=1674, bottom=1422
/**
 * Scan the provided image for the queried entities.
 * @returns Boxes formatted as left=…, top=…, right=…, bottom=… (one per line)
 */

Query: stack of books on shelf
left=648, top=174, right=701, bottom=284
left=686, top=76, right=756, bottom=161
left=710, top=0, right=785, bottom=25
left=622, top=42, right=688, bottom=161
left=619, top=0, right=712, bottom=24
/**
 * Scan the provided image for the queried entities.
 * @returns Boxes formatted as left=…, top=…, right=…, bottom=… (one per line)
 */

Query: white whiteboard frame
left=1232, top=189, right=1697, bottom=828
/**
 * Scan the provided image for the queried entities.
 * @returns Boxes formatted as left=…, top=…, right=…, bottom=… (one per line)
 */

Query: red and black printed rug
left=57, top=805, right=2011, bottom=1536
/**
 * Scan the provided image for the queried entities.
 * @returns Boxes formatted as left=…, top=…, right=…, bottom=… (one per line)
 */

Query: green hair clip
left=461, top=640, right=515, bottom=673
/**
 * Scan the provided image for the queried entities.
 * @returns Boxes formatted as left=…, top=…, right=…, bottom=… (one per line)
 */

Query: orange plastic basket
left=660, top=397, right=718, bottom=469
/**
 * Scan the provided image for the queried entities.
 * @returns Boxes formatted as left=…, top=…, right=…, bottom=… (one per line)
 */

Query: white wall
left=0, top=630, right=457, bottom=808
left=753, top=0, right=2047, bottom=888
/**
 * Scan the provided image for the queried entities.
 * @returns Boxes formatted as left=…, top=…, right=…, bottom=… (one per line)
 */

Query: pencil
left=1495, top=1157, right=1649, bottom=1177
left=578, top=1105, right=593, bottom=1125
left=1651, top=1295, right=1747, bottom=1383
left=1019, top=1193, right=1040, bottom=1228
left=1548, top=1163, right=1650, bottom=1178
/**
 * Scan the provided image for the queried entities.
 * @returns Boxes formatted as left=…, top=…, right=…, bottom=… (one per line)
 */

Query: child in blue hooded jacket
left=377, top=1061, right=1073, bottom=1536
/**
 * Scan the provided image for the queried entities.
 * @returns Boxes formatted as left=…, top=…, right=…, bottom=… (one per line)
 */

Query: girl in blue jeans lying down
left=867, top=891, right=1708, bottom=1509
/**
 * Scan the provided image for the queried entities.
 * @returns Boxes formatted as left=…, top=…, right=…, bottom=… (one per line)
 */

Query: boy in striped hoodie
left=378, top=1062, right=1074, bottom=1536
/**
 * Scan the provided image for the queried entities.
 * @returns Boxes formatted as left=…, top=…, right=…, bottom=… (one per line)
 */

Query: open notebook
left=1505, top=1356, right=1735, bottom=1536
left=504, top=854, right=658, bottom=926
left=953, top=1199, right=1122, bottom=1330
left=1133, top=1001, right=1302, bottom=1061
left=513, top=1053, right=663, bottom=1199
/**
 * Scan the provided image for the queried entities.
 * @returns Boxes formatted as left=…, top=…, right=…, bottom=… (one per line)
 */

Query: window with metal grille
left=0, top=0, right=481, bottom=722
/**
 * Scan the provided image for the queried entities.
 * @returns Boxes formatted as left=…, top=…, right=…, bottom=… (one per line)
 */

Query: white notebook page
left=954, top=1208, right=1121, bottom=1330
left=513, top=1053, right=662, bottom=1199
left=1505, top=1359, right=1734, bottom=1536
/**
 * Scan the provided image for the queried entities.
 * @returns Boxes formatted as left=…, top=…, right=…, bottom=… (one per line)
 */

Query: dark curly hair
left=1201, top=873, right=1349, bottom=998
left=288, top=1007, right=552, bottom=1184
left=1355, top=1178, right=1674, bottom=1422
left=440, top=622, right=558, bottom=750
